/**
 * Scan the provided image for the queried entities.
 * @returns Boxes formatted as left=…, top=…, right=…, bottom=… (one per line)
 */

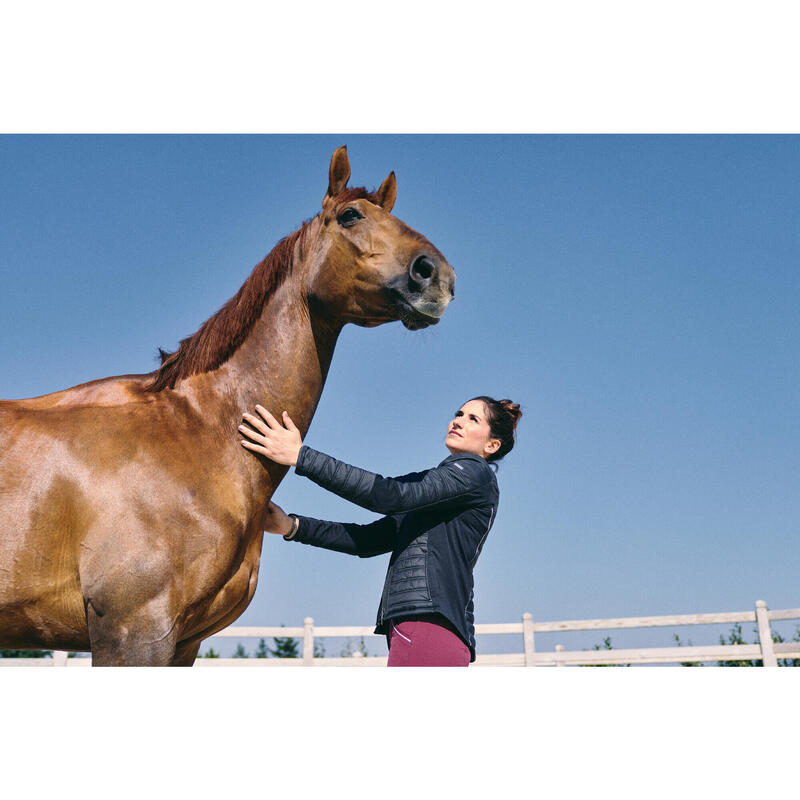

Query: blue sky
left=2, top=135, right=798, bottom=657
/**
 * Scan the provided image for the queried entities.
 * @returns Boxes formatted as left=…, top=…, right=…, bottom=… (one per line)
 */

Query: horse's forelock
left=334, top=187, right=380, bottom=205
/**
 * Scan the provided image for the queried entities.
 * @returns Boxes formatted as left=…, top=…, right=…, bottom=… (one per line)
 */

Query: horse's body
left=0, top=147, right=455, bottom=665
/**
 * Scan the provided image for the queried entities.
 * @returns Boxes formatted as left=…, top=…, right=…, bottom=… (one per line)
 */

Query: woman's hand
left=239, top=405, right=302, bottom=466
left=261, top=501, right=294, bottom=536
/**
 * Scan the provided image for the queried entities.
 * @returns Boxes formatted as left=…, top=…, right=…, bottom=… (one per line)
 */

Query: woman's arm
left=292, top=513, right=400, bottom=558
left=295, top=446, right=492, bottom=515
left=261, top=500, right=398, bottom=557
left=239, top=405, right=494, bottom=516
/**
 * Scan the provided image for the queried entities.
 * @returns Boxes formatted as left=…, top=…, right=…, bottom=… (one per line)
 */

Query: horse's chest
left=183, top=530, right=263, bottom=640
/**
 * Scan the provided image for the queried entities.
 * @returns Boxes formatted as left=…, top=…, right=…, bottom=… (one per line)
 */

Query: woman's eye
left=338, top=208, right=362, bottom=227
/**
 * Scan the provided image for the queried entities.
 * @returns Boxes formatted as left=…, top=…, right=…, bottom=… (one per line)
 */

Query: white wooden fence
left=3, top=600, right=799, bottom=666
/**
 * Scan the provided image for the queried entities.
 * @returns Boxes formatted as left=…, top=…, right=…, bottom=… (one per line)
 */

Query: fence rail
left=3, top=600, right=798, bottom=667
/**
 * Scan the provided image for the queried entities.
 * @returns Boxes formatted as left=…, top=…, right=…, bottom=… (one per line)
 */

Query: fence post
left=523, top=612, right=536, bottom=667
left=755, top=600, right=778, bottom=667
left=52, top=651, right=68, bottom=667
left=303, top=617, right=314, bottom=666
left=554, top=644, right=565, bottom=667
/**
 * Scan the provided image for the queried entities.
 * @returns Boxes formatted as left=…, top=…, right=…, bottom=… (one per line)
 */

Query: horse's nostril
left=410, top=256, right=435, bottom=283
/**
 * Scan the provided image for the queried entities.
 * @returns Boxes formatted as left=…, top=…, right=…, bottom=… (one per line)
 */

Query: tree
left=199, top=647, right=220, bottom=658
left=265, top=624, right=301, bottom=658
left=340, top=637, right=369, bottom=658
left=589, top=624, right=800, bottom=667
left=0, top=649, right=52, bottom=658
left=716, top=623, right=800, bottom=667
left=716, top=623, right=758, bottom=667
left=580, top=636, right=628, bottom=667
left=772, top=626, right=800, bottom=668
left=672, top=633, right=702, bottom=666
left=232, top=643, right=250, bottom=658
left=255, top=638, right=269, bottom=658
left=268, top=635, right=300, bottom=658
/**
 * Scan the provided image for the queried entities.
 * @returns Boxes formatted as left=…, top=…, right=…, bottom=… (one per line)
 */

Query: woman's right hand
left=261, top=501, right=294, bottom=536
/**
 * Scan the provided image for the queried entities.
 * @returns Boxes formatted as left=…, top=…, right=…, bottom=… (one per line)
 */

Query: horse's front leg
left=170, top=640, right=202, bottom=666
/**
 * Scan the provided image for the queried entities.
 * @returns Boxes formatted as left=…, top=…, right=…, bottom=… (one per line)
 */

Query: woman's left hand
left=239, top=405, right=303, bottom=466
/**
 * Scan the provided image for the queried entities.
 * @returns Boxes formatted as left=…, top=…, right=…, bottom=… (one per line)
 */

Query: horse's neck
left=181, top=278, right=339, bottom=437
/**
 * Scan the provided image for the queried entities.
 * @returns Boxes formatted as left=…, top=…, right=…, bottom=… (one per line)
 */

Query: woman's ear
left=485, top=439, right=501, bottom=456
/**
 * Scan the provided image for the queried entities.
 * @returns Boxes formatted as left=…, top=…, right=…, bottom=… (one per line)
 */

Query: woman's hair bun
left=498, top=399, right=522, bottom=429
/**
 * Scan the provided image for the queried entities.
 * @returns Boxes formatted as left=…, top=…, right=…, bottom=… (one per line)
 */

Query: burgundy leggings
left=386, top=614, right=470, bottom=667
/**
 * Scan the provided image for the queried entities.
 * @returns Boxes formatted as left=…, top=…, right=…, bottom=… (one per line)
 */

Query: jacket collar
left=438, top=452, right=490, bottom=467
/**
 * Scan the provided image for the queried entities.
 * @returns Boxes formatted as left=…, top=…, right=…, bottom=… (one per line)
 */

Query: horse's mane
left=146, top=187, right=379, bottom=392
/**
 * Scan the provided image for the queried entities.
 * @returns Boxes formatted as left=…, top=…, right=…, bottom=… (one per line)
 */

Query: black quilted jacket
left=289, top=445, right=500, bottom=662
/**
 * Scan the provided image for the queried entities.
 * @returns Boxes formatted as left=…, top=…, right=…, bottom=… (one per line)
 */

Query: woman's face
left=445, top=399, right=501, bottom=459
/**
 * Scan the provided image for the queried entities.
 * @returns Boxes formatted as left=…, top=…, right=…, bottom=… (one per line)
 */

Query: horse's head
left=304, top=146, right=455, bottom=331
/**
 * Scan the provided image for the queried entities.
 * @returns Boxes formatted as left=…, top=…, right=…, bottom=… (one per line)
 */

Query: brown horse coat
left=0, top=146, right=455, bottom=665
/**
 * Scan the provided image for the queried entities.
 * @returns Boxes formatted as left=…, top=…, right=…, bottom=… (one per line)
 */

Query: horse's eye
left=338, top=208, right=362, bottom=227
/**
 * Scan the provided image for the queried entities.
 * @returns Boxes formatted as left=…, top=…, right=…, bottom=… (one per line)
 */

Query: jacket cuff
left=295, top=445, right=314, bottom=476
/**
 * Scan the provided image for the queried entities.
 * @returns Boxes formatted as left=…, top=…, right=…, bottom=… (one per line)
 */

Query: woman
left=239, top=396, right=522, bottom=667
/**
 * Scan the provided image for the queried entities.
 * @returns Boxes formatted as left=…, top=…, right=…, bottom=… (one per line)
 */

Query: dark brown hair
left=470, top=396, right=523, bottom=463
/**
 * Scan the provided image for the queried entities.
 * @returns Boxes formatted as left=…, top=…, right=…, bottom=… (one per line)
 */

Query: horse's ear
left=326, top=145, right=350, bottom=201
left=377, top=171, right=397, bottom=213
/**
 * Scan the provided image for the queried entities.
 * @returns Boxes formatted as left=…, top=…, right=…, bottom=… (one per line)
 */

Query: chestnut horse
left=0, top=146, right=455, bottom=665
